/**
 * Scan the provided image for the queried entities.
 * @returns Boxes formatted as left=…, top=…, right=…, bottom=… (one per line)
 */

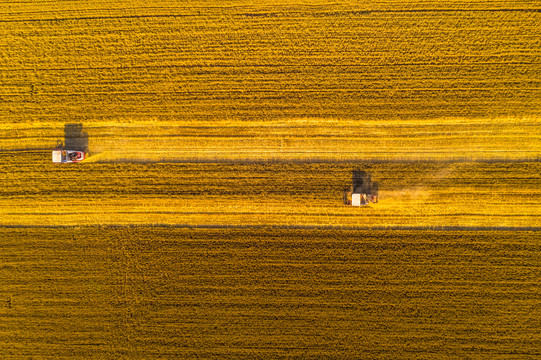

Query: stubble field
left=1, top=0, right=540, bottom=359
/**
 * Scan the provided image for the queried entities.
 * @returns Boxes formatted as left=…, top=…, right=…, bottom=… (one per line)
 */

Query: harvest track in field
left=2, top=157, right=540, bottom=229
left=1, top=118, right=540, bottom=162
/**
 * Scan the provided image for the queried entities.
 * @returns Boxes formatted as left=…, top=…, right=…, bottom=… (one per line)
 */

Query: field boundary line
left=1, top=224, right=540, bottom=232
left=86, top=157, right=541, bottom=164
left=0, top=149, right=539, bottom=163
left=1, top=8, right=539, bottom=24
left=1, top=62, right=540, bottom=73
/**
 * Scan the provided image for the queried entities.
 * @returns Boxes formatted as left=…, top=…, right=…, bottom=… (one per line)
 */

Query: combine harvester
left=52, top=150, right=86, bottom=163
left=343, top=170, right=378, bottom=206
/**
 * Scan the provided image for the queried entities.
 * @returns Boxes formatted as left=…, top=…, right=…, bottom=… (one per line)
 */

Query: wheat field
left=1, top=1, right=540, bottom=124
left=1, top=1, right=540, bottom=359
left=2, top=228, right=540, bottom=359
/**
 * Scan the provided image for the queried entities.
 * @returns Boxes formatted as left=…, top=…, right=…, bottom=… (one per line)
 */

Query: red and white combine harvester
left=52, top=150, right=86, bottom=163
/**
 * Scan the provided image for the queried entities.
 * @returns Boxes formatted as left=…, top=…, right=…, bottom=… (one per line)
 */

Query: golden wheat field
left=1, top=0, right=540, bottom=359
left=2, top=228, right=540, bottom=359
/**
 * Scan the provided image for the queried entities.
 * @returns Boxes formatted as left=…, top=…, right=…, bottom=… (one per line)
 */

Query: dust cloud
left=379, top=165, right=456, bottom=204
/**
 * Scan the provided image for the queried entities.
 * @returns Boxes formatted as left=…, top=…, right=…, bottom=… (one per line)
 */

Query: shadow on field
left=60, top=123, right=89, bottom=152
left=351, top=169, right=378, bottom=195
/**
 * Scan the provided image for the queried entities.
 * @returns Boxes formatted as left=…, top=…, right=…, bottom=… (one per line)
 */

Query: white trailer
left=352, top=193, right=361, bottom=206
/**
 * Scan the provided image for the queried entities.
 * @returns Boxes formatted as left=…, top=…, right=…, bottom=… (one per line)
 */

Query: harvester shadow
left=63, top=123, right=89, bottom=153
left=350, top=169, right=378, bottom=195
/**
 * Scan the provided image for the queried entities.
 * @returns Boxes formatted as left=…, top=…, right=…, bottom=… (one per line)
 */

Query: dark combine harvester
left=343, top=170, right=378, bottom=206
